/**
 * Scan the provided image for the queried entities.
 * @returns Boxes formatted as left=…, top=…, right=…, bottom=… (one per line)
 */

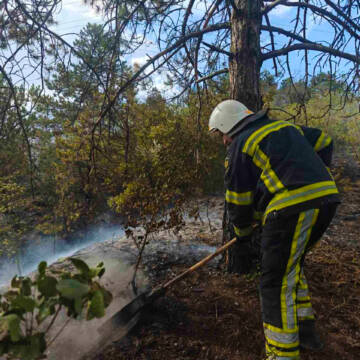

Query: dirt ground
left=97, top=156, right=360, bottom=360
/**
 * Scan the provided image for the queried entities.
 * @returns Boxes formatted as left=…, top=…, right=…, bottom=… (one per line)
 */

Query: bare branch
left=324, top=0, right=360, bottom=34
left=264, top=14, right=278, bottom=76
left=262, top=0, right=288, bottom=15
left=13, top=0, right=107, bottom=91
left=196, top=68, right=229, bottom=83
left=273, top=1, right=360, bottom=40
left=262, top=43, right=360, bottom=64
left=202, top=41, right=232, bottom=56
left=98, top=22, right=230, bottom=121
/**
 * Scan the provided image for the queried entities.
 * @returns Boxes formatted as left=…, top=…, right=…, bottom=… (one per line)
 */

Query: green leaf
left=37, top=261, right=47, bottom=276
left=98, top=268, right=105, bottom=278
left=0, top=314, right=21, bottom=342
left=97, top=267, right=105, bottom=278
left=70, top=258, right=90, bottom=275
left=36, top=304, right=51, bottom=325
left=56, top=279, right=89, bottom=300
left=88, top=264, right=106, bottom=279
left=100, top=287, right=113, bottom=308
left=87, top=290, right=104, bottom=319
left=12, top=295, right=36, bottom=312
left=88, top=268, right=101, bottom=279
left=37, top=276, right=58, bottom=298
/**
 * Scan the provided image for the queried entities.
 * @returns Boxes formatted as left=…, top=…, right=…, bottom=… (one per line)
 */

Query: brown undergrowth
left=97, top=157, right=360, bottom=360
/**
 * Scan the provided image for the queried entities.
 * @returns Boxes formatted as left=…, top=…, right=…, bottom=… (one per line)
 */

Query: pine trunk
left=225, top=0, right=262, bottom=274
left=229, top=0, right=262, bottom=110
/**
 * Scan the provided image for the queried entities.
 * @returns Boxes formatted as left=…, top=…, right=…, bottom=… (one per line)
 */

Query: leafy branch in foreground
left=0, top=258, right=112, bottom=360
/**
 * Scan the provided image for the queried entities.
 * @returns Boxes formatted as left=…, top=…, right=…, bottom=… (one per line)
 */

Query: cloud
left=131, top=55, right=149, bottom=68
left=61, top=0, right=103, bottom=21
left=269, top=0, right=296, bottom=17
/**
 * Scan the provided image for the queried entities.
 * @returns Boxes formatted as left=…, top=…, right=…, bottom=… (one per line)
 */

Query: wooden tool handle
left=162, top=237, right=237, bottom=290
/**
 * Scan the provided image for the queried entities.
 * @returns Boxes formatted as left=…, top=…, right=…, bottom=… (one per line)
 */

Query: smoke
left=0, top=223, right=125, bottom=287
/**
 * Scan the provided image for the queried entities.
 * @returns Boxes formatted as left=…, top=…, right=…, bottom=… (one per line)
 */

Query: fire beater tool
left=98, top=237, right=237, bottom=342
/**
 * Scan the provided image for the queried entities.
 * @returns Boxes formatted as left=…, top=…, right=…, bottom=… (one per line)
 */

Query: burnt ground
left=97, top=156, right=360, bottom=360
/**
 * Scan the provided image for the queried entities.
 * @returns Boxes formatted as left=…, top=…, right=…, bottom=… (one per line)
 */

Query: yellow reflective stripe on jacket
left=253, top=147, right=284, bottom=193
left=233, top=225, right=253, bottom=238
left=264, top=181, right=338, bottom=221
left=225, top=190, right=253, bottom=206
left=243, top=121, right=296, bottom=156
left=314, top=132, right=332, bottom=151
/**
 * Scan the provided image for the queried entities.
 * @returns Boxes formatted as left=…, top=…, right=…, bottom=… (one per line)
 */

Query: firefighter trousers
left=259, top=203, right=337, bottom=359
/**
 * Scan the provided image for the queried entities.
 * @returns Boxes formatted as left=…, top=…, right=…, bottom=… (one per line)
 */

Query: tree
left=91, top=0, right=360, bottom=273
left=2, top=0, right=360, bottom=273
left=2, top=1, right=360, bottom=128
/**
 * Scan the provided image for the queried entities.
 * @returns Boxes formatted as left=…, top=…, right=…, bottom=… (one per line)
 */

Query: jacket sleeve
left=300, top=126, right=333, bottom=167
left=315, top=133, right=333, bottom=167
left=225, top=146, right=256, bottom=242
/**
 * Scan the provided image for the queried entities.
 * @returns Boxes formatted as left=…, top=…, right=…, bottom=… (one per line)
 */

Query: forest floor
left=97, top=155, right=360, bottom=360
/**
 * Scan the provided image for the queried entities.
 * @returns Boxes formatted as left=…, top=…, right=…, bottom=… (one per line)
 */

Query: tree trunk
left=225, top=0, right=262, bottom=274
left=229, top=0, right=262, bottom=111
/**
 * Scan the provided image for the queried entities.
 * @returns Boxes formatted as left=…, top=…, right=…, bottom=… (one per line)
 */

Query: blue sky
left=46, top=1, right=352, bottom=94
left=49, top=0, right=104, bottom=42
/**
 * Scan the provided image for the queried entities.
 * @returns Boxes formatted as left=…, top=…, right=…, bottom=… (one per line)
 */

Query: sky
left=48, top=0, right=170, bottom=95
left=50, top=0, right=104, bottom=35
left=43, top=0, right=350, bottom=95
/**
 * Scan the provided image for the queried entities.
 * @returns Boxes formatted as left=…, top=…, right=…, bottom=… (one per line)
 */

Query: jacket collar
left=227, top=107, right=269, bottom=138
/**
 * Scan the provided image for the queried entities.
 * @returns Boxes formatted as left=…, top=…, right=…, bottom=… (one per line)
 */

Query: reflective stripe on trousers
left=263, top=209, right=319, bottom=359
left=296, top=270, right=315, bottom=321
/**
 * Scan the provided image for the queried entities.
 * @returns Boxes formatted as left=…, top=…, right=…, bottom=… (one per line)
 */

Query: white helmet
left=209, top=100, right=254, bottom=134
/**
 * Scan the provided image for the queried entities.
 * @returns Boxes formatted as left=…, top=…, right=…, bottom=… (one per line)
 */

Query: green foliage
left=1, top=14, right=359, bottom=282
left=0, top=176, right=32, bottom=258
left=0, top=258, right=112, bottom=359
left=269, top=83, right=360, bottom=160
left=106, top=88, right=225, bottom=239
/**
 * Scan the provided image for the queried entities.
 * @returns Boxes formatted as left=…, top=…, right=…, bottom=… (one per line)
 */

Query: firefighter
left=209, top=100, right=340, bottom=360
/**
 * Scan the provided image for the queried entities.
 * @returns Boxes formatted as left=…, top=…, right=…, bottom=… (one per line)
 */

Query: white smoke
left=0, top=223, right=125, bottom=287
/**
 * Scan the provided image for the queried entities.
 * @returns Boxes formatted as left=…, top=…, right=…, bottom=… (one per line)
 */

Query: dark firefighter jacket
left=299, top=125, right=333, bottom=167
left=225, top=112, right=340, bottom=242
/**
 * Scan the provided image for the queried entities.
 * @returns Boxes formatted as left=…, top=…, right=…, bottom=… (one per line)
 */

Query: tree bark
left=229, top=0, right=262, bottom=111
left=226, top=0, right=262, bottom=274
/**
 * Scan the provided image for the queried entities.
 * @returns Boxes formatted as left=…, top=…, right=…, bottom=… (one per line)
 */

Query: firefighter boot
left=299, top=320, right=324, bottom=351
